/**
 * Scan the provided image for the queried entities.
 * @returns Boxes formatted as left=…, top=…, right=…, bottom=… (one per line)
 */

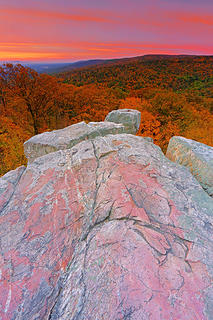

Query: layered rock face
left=0, top=110, right=213, bottom=320
left=167, top=136, right=213, bottom=197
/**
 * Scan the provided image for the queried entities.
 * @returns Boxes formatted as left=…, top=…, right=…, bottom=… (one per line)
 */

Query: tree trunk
left=27, top=103, right=39, bottom=135
left=0, top=95, right=6, bottom=115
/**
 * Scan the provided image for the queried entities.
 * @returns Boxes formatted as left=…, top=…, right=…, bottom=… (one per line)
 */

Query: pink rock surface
left=0, top=134, right=213, bottom=319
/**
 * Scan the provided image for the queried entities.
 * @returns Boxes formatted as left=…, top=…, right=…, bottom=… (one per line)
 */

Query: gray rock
left=24, top=121, right=125, bottom=163
left=142, top=136, right=154, bottom=143
left=0, top=166, right=25, bottom=212
left=166, top=136, right=213, bottom=196
left=105, top=109, right=141, bottom=134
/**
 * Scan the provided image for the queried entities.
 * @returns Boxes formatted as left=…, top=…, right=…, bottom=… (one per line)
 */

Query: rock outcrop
left=105, top=108, right=141, bottom=134
left=0, top=110, right=213, bottom=320
left=167, top=136, right=213, bottom=197
left=24, top=120, right=126, bottom=163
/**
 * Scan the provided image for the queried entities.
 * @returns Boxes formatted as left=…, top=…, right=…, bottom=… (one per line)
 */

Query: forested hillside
left=61, top=55, right=213, bottom=97
left=1, top=55, right=213, bottom=175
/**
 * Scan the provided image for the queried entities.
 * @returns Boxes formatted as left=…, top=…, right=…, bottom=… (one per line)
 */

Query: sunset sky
left=0, top=0, right=212, bottom=62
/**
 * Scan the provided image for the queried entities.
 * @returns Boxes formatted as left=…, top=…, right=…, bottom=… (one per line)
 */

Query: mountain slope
left=59, top=55, right=213, bottom=97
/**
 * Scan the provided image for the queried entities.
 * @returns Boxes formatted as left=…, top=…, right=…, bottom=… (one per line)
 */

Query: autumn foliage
left=0, top=56, right=213, bottom=175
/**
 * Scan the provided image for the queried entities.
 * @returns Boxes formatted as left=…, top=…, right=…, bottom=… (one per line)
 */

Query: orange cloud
left=174, top=12, right=213, bottom=27
left=1, top=41, right=212, bottom=62
left=0, top=7, right=112, bottom=24
left=0, top=51, right=61, bottom=60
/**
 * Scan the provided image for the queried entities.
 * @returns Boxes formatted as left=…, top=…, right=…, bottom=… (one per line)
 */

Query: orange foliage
left=1, top=64, right=75, bottom=134
left=184, top=109, right=213, bottom=146
left=0, top=116, right=30, bottom=175
left=68, top=84, right=119, bottom=124
left=1, top=58, right=213, bottom=176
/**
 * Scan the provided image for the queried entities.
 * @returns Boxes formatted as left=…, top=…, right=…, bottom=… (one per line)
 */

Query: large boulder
left=166, top=136, right=213, bottom=197
left=105, top=108, right=141, bottom=134
left=0, top=126, right=213, bottom=319
left=24, top=121, right=125, bottom=163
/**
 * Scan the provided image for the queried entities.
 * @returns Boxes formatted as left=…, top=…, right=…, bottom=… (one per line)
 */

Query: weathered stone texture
left=166, top=136, right=213, bottom=196
left=105, top=108, right=141, bottom=134
left=0, top=166, right=25, bottom=212
left=0, top=131, right=213, bottom=319
left=24, top=120, right=125, bottom=163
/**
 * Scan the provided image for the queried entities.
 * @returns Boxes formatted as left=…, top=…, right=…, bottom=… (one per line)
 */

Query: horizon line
left=1, top=53, right=213, bottom=65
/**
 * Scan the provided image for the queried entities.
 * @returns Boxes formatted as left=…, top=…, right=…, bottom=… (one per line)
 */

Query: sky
left=0, top=0, right=212, bottom=62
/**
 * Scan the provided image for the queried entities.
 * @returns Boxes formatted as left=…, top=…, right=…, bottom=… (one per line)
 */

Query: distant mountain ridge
left=25, top=59, right=113, bottom=73
left=1, top=54, right=212, bottom=74
left=22, top=54, right=213, bottom=74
